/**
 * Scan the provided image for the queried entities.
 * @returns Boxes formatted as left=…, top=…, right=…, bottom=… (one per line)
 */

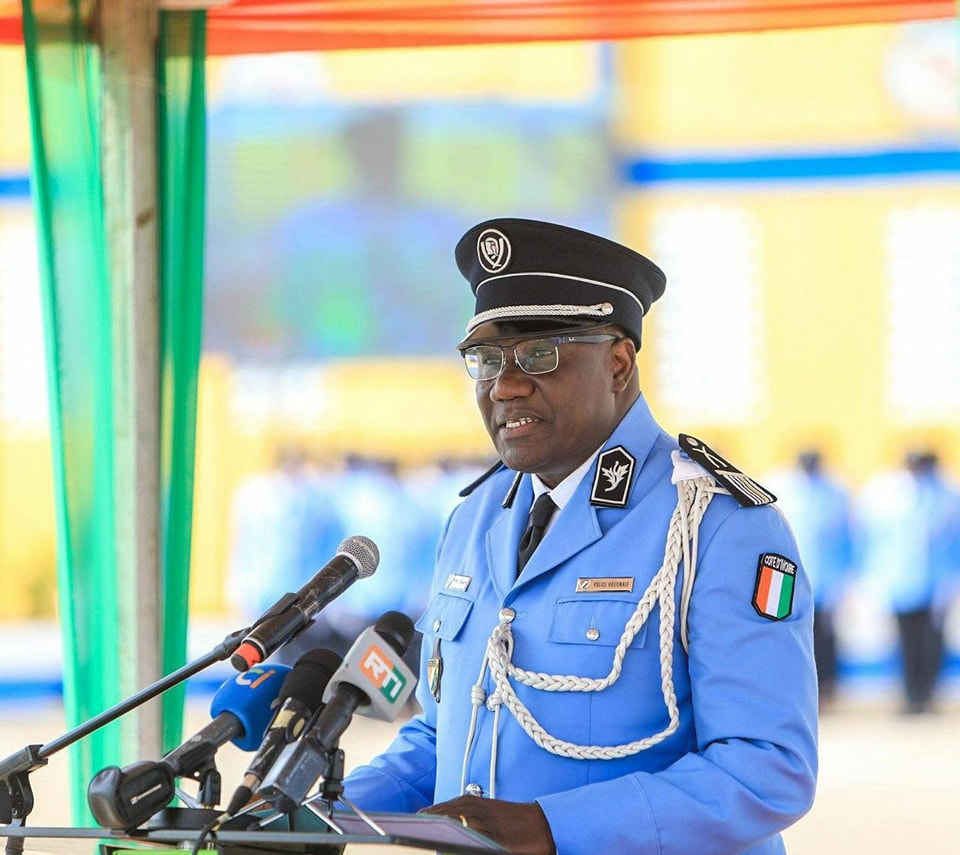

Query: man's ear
left=610, top=337, right=638, bottom=393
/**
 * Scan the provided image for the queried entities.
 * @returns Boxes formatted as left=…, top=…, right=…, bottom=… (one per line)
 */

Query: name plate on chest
left=444, top=573, right=472, bottom=592
left=575, top=577, right=635, bottom=593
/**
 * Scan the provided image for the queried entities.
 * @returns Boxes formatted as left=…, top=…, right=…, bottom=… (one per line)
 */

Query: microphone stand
left=311, top=745, right=346, bottom=821
left=243, top=737, right=389, bottom=855
left=295, top=737, right=388, bottom=841
left=0, top=626, right=251, bottom=853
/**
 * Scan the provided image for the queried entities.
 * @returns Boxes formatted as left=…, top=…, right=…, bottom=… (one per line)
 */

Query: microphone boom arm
left=0, top=626, right=251, bottom=829
left=3, top=535, right=379, bottom=832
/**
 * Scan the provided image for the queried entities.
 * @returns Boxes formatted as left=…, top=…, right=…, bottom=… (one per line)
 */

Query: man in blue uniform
left=858, top=449, right=960, bottom=714
left=343, top=218, right=818, bottom=854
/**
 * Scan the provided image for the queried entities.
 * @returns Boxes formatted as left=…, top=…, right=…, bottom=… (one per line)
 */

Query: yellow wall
left=618, top=22, right=960, bottom=484
left=2, top=25, right=960, bottom=618
left=207, top=41, right=603, bottom=105
left=0, top=47, right=45, bottom=620
left=0, top=47, right=30, bottom=170
left=629, top=183, right=960, bottom=484
left=617, top=23, right=958, bottom=150
left=0, top=437, right=56, bottom=618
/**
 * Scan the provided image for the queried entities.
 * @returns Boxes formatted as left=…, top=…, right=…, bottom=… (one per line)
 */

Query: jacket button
left=585, top=627, right=600, bottom=641
left=499, top=607, right=516, bottom=622
left=432, top=619, right=442, bottom=632
left=465, top=783, right=483, bottom=797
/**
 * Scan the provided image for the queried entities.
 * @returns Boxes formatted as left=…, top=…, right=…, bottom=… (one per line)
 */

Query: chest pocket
left=415, top=590, right=473, bottom=642
left=547, top=596, right=649, bottom=649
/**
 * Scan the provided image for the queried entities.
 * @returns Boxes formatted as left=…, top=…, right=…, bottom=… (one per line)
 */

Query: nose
left=488, top=353, right=533, bottom=401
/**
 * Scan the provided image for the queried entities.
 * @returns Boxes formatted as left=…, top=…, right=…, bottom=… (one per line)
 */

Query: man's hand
left=419, top=795, right=556, bottom=855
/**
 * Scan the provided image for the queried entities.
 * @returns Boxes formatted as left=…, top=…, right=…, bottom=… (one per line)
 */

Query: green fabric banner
left=22, top=0, right=119, bottom=823
left=157, top=10, right=207, bottom=755
left=22, top=0, right=206, bottom=821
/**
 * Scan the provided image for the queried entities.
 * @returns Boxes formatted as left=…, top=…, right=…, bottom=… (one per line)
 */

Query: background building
left=1, top=22, right=958, bottom=683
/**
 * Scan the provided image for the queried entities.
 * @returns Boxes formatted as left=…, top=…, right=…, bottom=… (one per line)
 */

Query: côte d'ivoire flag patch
left=752, top=553, right=797, bottom=621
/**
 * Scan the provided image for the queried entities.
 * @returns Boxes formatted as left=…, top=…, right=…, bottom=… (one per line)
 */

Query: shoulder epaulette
left=458, top=460, right=507, bottom=498
left=678, top=433, right=776, bottom=508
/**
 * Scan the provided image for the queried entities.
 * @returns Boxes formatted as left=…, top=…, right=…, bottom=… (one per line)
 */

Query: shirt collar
left=504, top=393, right=663, bottom=510
left=530, top=446, right=603, bottom=511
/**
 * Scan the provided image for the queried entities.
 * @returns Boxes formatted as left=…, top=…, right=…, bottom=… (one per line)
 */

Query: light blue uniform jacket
left=344, top=396, right=818, bottom=854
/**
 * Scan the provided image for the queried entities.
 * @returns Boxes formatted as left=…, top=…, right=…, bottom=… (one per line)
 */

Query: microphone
left=87, top=663, right=290, bottom=830
left=231, top=535, right=380, bottom=672
left=256, top=611, right=417, bottom=813
left=221, top=647, right=340, bottom=818
left=314, top=610, right=417, bottom=740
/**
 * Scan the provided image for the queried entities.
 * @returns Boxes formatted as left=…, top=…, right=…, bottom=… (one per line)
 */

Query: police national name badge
left=752, top=553, right=797, bottom=621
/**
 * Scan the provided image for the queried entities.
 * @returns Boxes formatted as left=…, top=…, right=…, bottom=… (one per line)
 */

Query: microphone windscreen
left=337, top=535, right=380, bottom=579
left=320, top=620, right=417, bottom=722
left=278, top=648, right=342, bottom=710
left=210, top=663, right=291, bottom=751
left=373, top=610, right=416, bottom=656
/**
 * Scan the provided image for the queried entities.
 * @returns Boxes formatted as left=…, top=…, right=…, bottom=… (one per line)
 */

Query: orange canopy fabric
left=0, top=0, right=954, bottom=53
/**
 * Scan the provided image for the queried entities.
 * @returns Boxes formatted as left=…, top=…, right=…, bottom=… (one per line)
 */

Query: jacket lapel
left=482, top=395, right=667, bottom=593
left=486, top=475, right=533, bottom=600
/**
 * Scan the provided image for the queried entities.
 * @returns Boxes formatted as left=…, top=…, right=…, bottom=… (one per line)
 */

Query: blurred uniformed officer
left=344, top=218, right=818, bottom=854
left=766, top=448, right=855, bottom=708
left=858, top=449, right=960, bottom=714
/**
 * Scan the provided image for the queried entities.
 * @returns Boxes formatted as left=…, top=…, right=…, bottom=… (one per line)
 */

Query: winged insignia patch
left=591, top=446, right=635, bottom=507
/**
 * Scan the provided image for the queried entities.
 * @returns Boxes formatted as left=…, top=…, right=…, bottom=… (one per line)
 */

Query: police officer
left=343, top=218, right=818, bottom=854
left=858, top=449, right=960, bottom=714
left=766, top=448, right=855, bottom=708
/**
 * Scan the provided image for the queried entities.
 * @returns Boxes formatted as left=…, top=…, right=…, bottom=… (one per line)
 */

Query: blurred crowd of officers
left=228, top=443, right=960, bottom=716
left=766, top=448, right=960, bottom=715
left=226, top=448, right=489, bottom=673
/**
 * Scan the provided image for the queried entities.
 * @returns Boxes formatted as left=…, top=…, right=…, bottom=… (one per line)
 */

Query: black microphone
left=231, top=535, right=380, bottom=672
left=256, top=611, right=417, bottom=813
left=310, top=610, right=417, bottom=750
left=87, top=664, right=291, bottom=830
left=221, top=648, right=340, bottom=818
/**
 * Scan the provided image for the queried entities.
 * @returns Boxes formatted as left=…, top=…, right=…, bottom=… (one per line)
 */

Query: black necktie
left=518, top=493, right=557, bottom=573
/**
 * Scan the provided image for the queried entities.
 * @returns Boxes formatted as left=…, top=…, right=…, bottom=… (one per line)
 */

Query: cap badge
left=477, top=228, right=511, bottom=273
left=590, top=445, right=635, bottom=507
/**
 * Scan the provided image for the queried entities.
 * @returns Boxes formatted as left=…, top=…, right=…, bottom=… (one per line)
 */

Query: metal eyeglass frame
left=459, top=331, right=623, bottom=381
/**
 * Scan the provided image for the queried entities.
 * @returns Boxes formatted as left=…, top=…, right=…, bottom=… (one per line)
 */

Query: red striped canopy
left=0, top=0, right=955, bottom=54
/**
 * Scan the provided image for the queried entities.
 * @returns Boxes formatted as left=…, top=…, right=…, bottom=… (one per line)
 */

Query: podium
left=2, top=814, right=508, bottom=855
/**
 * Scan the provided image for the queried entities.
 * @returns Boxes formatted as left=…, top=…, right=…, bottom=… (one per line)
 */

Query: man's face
left=467, top=322, right=637, bottom=488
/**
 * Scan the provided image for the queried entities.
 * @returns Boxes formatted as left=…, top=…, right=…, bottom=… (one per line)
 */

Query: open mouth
left=504, top=416, right=539, bottom=430
left=498, top=415, right=544, bottom=438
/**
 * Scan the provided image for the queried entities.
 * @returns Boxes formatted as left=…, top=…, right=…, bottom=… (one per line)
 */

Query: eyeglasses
left=460, top=333, right=623, bottom=381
